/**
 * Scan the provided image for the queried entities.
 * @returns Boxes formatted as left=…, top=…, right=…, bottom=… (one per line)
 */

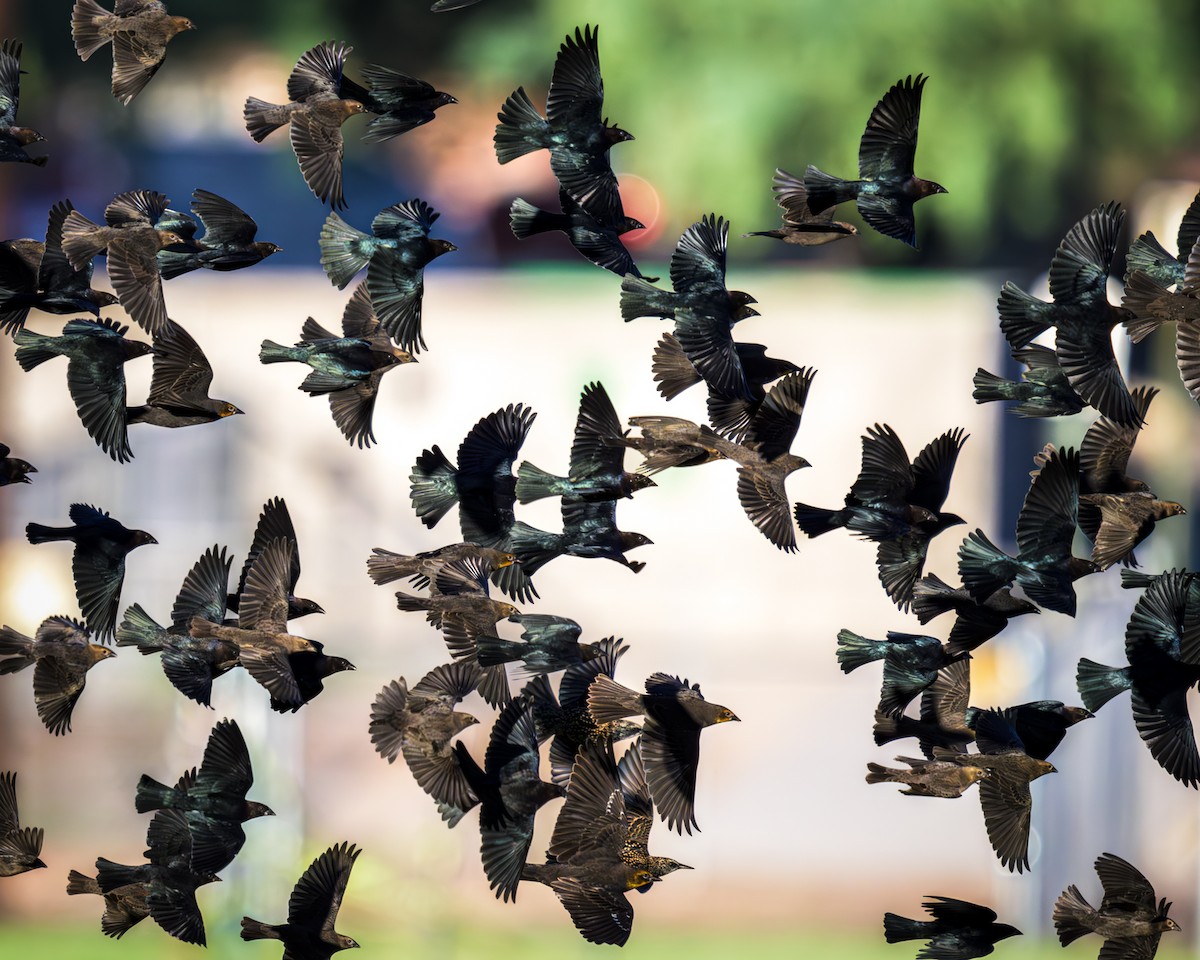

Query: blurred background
left=1, top=0, right=1200, bottom=957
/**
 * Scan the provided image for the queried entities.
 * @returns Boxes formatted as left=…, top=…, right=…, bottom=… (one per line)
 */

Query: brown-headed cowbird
left=495, top=25, right=632, bottom=224
left=911, top=574, right=1039, bottom=655
left=972, top=343, right=1087, bottom=419
left=1079, top=492, right=1185, bottom=571
left=1054, top=852, right=1180, bottom=959
left=0, top=442, right=35, bottom=486
left=475, top=613, right=598, bottom=676
left=510, top=495, right=653, bottom=575
left=126, top=319, right=243, bottom=429
left=66, top=868, right=151, bottom=938
left=71, top=0, right=193, bottom=104
left=884, top=897, right=1021, bottom=960
left=335, top=61, right=456, bottom=143
left=872, top=658, right=975, bottom=758
left=866, top=756, right=988, bottom=798
left=966, top=701, right=1092, bottom=762
left=241, top=841, right=361, bottom=958
left=0, top=39, right=45, bottom=166
left=804, top=75, right=947, bottom=248
left=0, top=771, right=45, bottom=876
left=228, top=497, right=324, bottom=622
left=509, top=188, right=651, bottom=279
left=837, top=629, right=966, bottom=719
left=25, top=503, right=156, bottom=640
left=588, top=672, right=738, bottom=834
left=244, top=40, right=367, bottom=209
left=366, top=542, right=516, bottom=590
left=743, top=168, right=857, bottom=245
left=612, top=415, right=726, bottom=474
left=156, top=189, right=281, bottom=280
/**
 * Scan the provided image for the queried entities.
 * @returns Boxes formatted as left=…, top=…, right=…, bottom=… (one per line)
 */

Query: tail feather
left=1052, top=884, right=1096, bottom=947
left=243, top=97, right=289, bottom=143
left=1076, top=658, right=1131, bottom=712
left=133, top=774, right=178, bottom=814
left=115, top=603, right=167, bottom=653
left=71, top=0, right=115, bottom=60
left=12, top=328, right=62, bottom=372
left=95, top=858, right=144, bottom=893
left=803, top=165, right=857, bottom=212
left=651, top=333, right=701, bottom=400
left=515, top=461, right=566, bottom=503
left=1125, top=231, right=1182, bottom=287
left=972, top=368, right=1018, bottom=405
left=318, top=212, right=373, bottom=289
left=835, top=628, right=887, bottom=674
left=793, top=502, right=843, bottom=538
left=619, top=273, right=675, bottom=322
left=1121, top=269, right=1172, bottom=343
left=1119, top=570, right=1156, bottom=590
left=865, top=762, right=896, bottom=785
left=410, top=446, right=459, bottom=529
left=474, top=635, right=524, bottom=668
left=240, top=917, right=282, bottom=942
left=587, top=673, right=644, bottom=723
left=998, top=281, right=1051, bottom=348
left=66, top=869, right=100, bottom=895
left=509, top=520, right=564, bottom=577
left=910, top=574, right=957, bottom=623
left=494, top=87, right=548, bottom=163
left=61, top=210, right=107, bottom=268
left=509, top=198, right=564, bottom=239
left=883, top=913, right=929, bottom=943
left=258, top=340, right=305, bottom=365
left=957, top=530, right=1016, bottom=602
left=0, top=626, right=34, bottom=672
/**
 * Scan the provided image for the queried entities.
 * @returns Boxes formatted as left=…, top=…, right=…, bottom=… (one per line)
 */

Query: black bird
left=998, top=201, right=1141, bottom=426
left=13, top=317, right=151, bottom=462
left=0, top=200, right=121, bottom=335
left=884, top=896, right=1021, bottom=960
left=0, top=443, right=35, bottom=486
left=61, top=190, right=189, bottom=338
left=156, top=189, right=281, bottom=280
left=0, top=771, right=45, bottom=876
left=912, top=574, right=1039, bottom=655
left=495, top=24, right=633, bottom=224
left=866, top=756, right=988, bottom=798
left=26, top=504, right=157, bottom=640
left=1119, top=188, right=1200, bottom=338
left=71, top=0, right=194, bottom=104
left=273, top=649, right=356, bottom=715
left=319, top=200, right=456, bottom=353
left=972, top=343, right=1087, bottom=419
left=966, top=701, right=1092, bottom=762
left=743, top=168, right=857, bottom=245
left=228, top=497, right=324, bottom=622
left=509, top=188, right=649, bottom=278
left=958, top=446, right=1099, bottom=616
left=517, top=382, right=655, bottom=504
left=116, top=544, right=237, bottom=707
left=335, top=61, right=456, bottom=143
left=804, top=74, right=946, bottom=247
left=66, top=868, right=152, bottom=938
left=588, top=672, right=738, bottom=834
left=1076, top=570, right=1200, bottom=787
left=366, top=542, right=516, bottom=591
left=1054, top=852, right=1180, bottom=960
left=0, top=39, right=45, bottom=166
left=837, top=629, right=966, bottom=719
left=410, top=403, right=540, bottom=603
left=872, top=658, right=975, bottom=758
left=454, top=698, right=566, bottom=901
left=369, top=662, right=481, bottom=821
left=1124, top=188, right=1200, bottom=288
left=95, top=808, right=219, bottom=945
left=475, top=613, right=599, bottom=676
left=260, top=283, right=415, bottom=447
left=509, top=495, right=653, bottom=576
left=134, top=718, right=274, bottom=873
left=126, top=319, right=244, bottom=429
left=243, top=40, right=367, bottom=209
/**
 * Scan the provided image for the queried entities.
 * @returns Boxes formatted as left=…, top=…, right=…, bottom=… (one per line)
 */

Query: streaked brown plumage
left=71, top=0, right=195, bottom=104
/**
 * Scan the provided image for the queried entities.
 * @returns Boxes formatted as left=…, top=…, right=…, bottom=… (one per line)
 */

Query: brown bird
left=71, top=0, right=194, bottom=104
left=0, top=39, right=46, bottom=166
left=1079, top=492, right=1186, bottom=571
left=0, top=616, right=115, bottom=735
left=0, top=771, right=45, bottom=876
left=66, top=868, right=151, bottom=938
left=125, top=318, right=243, bottom=429
left=366, top=542, right=516, bottom=590
left=244, top=40, right=368, bottom=210
left=865, top=756, right=988, bottom=798
left=744, top=168, right=858, bottom=245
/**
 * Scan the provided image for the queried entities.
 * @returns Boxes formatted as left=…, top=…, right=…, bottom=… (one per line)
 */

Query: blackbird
left=1123, top=187, right=1200, bottom=288
left=0, top=771, right=45, bottom=876
left=972, top=343, right=1087, bottom=419
left=126, top=319, right=243, bottom=429
left=476, top=613, right=599, bottom=675
left=0, top=39, right=45, bottom=167
left=25, top=503, right=156, bottom=640
left=911, top=574, right=1039, bottom=655
left=884, top=896, right=1021, bottom=960
left=71, top=0, right=194, bottom=104
left=156, top=189, right=281, bottom=280
left=509, top=495, right=653, bottom=575
left=0, top=442, right=36, bottom=486
left=228, top=497, right=324, bottom=622
left=334, top=61, right=456, bottom=143
left=804, top=75, right=947, bottom=247
left=837, top=629, right=966, bottom=719
left=244, top=40, right=367, bottom=209
left=966, top=701, right=1092, bottom=762
left=743, top=168, right=857, bottom=245
left=509, top=189, right=649, bottom=278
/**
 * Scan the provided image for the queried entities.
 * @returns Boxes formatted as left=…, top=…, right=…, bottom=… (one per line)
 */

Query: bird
left=70, top=0, right=194, bottom=104
left=957, top=445, right=1099, bottom=616
left=13, top=316, right=151, bottom=462
left=837, top=629, right=966, bottom=719
left=1123, top=187, right=1200, bottom=288
left=66, top=867, right=151, bottom=938
left=155, top=189, right=281, bottom=280
left=243, top=40, right=368, bottom=209
left=911, top=573, right=1039, bottom=655
left=865, top=756, right=988, bottom=798
left=0, top=443, right=36, bottom=486
left=0, top=200, right=121, bottom=335
left=318, top=201, right=455, bottom=354
left=967, top=701, right=1092, bottom=762
left=115, top=544, right=237, bottom=706
left=60, top=189, right=188, bottom=337
left=743, top=168, right=857, bottom=245
left=508, top=188, right=650, bottom=279
left=0, top=618, right=116, bottom=735
left=25, top=503, right=157, bottom=640
left=0, top=39, right=45, bottom=166
left=972, top=343, right=1087, bottom=418
left=1078, top=492, right=1186, bottom=571
left=227, top=497, right=324, bottom=622
left=334, top=61, right=456, bottom=144
left=366, top=542, right=517, bottom=591
left=588, top=671, right=738, bottom=834
left=611, top=741, right=692, bottom=880
left=126, top=319, right=244, bottom=429
left=1053, top=852, right=1180, bottom=960
left=1119, top=187, right=1200, bottom=339
left=259, top=283, right=415, bottom=447
left=610, top=414, right=727, bottom=474
left=133, top=718, right=274, bottom=874
left=516, top=382, right=656, bottom=504
left=0, top=771, right=45, bottom=876
left=884, top=896, right=1021, bottom=960
left=241, top=842, right=361, bottom=958
left=872, top=658, right=975, bottom=758
left=997, top=201, right=1141, bottom=426
left=475, top=613, right=600, bottom=676
left=509, top=493, right=653, bottom=575
left=803, top=74, right=946, bottom=247
left=494, top=24, right=633, bottom=224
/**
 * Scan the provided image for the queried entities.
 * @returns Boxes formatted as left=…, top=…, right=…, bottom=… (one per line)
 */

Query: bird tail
left=187, top=616, right=218, bottom=640
left=802, top=165, right=857, bottom=212
left=871, top=710, right=924, bottom=748
left=957, top=529, right=1016, bottom=602
left=509, top=520, right=564, bottom=577
left=1121, top=269, right=1171, bottom=344
left=793, top=502, right=843, bottom=538
left=115, top=603, right=167, bottom=653
left=66, top=869, right=100, bottom=896
left=971, top=368, right=1019, bottom=405
left=619, top=273, right=674, bottom=322
left=520, top=673, right=562, bottom=741
left=61, top=210, right=109, bottom=272
left=997, top=281, right=1050, bottom=348
left=651, top=332, right=701, bottom=400
left=1125, top=231, right=1178, bottom=283
left=587, top=673, right=645, bottom=722
left=508, top=198, right=562, bottom=239
left=71, top=0, right=116, bottom=60
left=394, top=592, right=434, bottom=614
left=1052, top=885, right=1096, bottom=946
left=835, top=629, right=887, bottom=674
left=1075, top=658, right=1132, bottom=712
left=493, top=87, right=548, bottom=163
left=242, top=97, right=287, bottom=143
left=883, top=914, right=930, bottom=943
left=475, top=634, right=524, bottom=667
left=515, top=461, right=566, bottom=503
left=1119, top=570, right=1156, bottom=590
left=365, top=549, right=409, bottom=586
left=410, top=446, right=460, bottom=528
left=95, top=858, right=143, bottom=893
left=12, top=327, right=63, bottom=372
left=133, top=774, right=178, bottom=814
left=0, top=626, right=35, bottom=673
left=239, top=917, right=282, bottom=942
left=318, top=212, right=373, bottom=289
left=257, top=340, right=305, bottom=365
left=865, top=762, right=899, bottom=785
left=910, top=573, right=957, bottom=624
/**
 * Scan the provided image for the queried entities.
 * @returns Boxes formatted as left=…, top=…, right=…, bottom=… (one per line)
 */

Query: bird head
left=87, top=290, right=122, bottom=311
left=342, top=100, right=369, bottom=118
left=1165, top=501, right=1187, bottom=517
left=494, top=552, right=518, bottom=569
left=290, top=597, right=325, bottom=618
left=245, top=801, right=275, bottom=820
left=620, top=217, right=646, bottom=234
left=9, top=127, right=44, bottom=145
left=919, top=179, right=948, bottom=198
left=389, top=346, right=417, bottom=364
left=430, top=239, right=458, bottom=259
left=1062, top=706, right=1094, bottom=725
left=966, top=765, right=990, bottom=783
left=30, top=857, right=47, bottom=870
left=603, top=119, right=634, bottom=144
left=12, top=460, right=36, bottom=482
left=497, top=602, right=521, bottom=620
left=218, top=402, right=244, bottom=417
left=131, top=530, right=158, bottom=549
left=253, top=242, right=282, bottom=259
left=89, top=644, right=118, bottom=664
left=323, top=656, right=356, bottom=677
left=336, top=935, right=361, bottom=950
left=625, top=868, right=656, bottom=891
left=169, top=17, right=196, bottom=36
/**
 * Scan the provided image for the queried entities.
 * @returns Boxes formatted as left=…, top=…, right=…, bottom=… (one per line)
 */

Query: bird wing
left=551, top=877, right=635, bottom=947
left=289, top=111, right=348, bottom=211
left=238, top=643, right=304, bottom=707
left=109, top=32, right=167, bottom=106
left=858, top=74, right=925, bottom=180
left=855, top=193, right=917, bottom=248
left=1093, top=852, right=1158, bottom=914
left=1014, top=445, right=1079, bottom=562
left=370, top=199, right=438, bottom=243
left=236, top=498, right=302, bottom=602
left=977, top=766, right=1035, bottom=873
left=735, top=465, right=797, bottom=552
left=0, top=771, right=19, bottom=835
left=1131, top=685, right=1200, bottom=787
left=1079, top=387, right=1156, bottom=489
left=40, top=201, right=91, bottom=297
left=328, top=377, right=383, bottom=449
left=922, top=895, right=998, bottom=926
left=361, top=63, right=437, bottom=101
left=674, top=307, right=751, bottom=401
left=287, top=41, right=351, bottom=102
left=909, top=427, right=968, bottom=514
left=1096, top=937, right=1161, bottom=960
left=170, top=545, right=232, bottom=629
left=412, top=660, right=484, bottom=703
left=105, top=237, right=168, bottom=337
left=0, top=39, right=22, bottom=129
left=640, top=716, right=700, bottom=835
left=568, top=382, right=625, bottom=480
left=65, top=349, right=135, bottom=464
left=339, top=282, right=379, bottom=339
left=923, top=657, right=971, bottom=733
left=287, top=841, right=359, bottom=934
left=237, top=537, right=295, bottom=633
left=668, top=214, right=728, bottom=297
left=558, top=637, right=628, bottom=713
left=546, top=25, right=605, bottom=129
left=1047, top=202, right=1123, bottom=305
left=548, top=740, right=625, bottom=862
left=71, top=535, right=128, bottom=641
left=146, top=320, right=215, bottom=404
left=1055, top=327, right=1141, bottom=428
left=401, top=740, right=478, bottom=814
left=194, top=718, right=254, bottom=800
left=365, top=247, right=424, bottom=353
left=1086, top=497, right=1145, bottom=571
left=744, top=368, right=815, bottom=461
left=850, top=423, right=914, bottom=504
left=190, top=189, right=258, bottom=247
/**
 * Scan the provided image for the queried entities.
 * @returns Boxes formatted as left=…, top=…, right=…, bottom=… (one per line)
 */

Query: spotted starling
left=743, top=168, right=857, bottom=245
left=71, top=0, right=194, bottom=104
left=0, top=771, right=45, bottom=876
left=884, top=896, right=1021, bottom=960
